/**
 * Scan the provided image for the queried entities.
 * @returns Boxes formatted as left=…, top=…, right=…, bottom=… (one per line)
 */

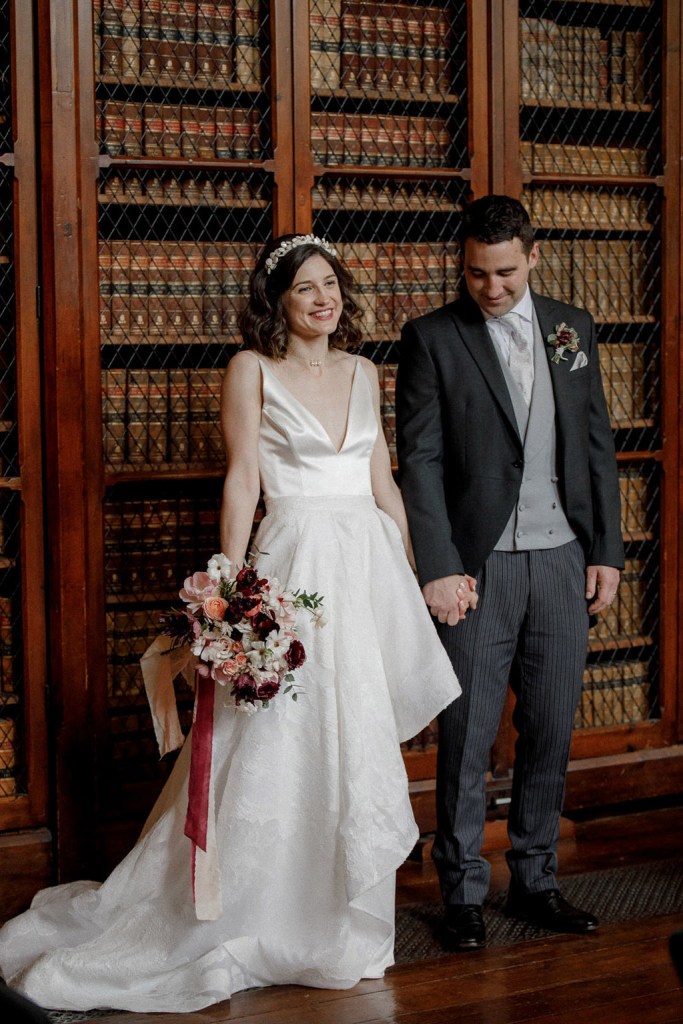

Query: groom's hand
left=423, top=574, right=478, bottom=626
left=585, top=564, right=621, bottom=614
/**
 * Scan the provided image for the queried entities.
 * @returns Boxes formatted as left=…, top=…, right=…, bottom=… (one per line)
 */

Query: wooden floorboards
left=66, top=803, right=683, bottom=1024
left=77, top=914, right=683, bottom=1024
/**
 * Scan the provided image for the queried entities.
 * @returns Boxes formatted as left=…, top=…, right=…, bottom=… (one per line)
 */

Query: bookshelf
left=1, top=0, right=681, bottom=893
left=488, top=0, right=680, bottom=801
left=91, top=0, right=285, bottom=845
left=0, top=0, right=49, bottom=905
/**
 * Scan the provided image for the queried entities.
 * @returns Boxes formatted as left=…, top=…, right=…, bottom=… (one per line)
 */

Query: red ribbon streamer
left=184, top=674, right=215, bottom=855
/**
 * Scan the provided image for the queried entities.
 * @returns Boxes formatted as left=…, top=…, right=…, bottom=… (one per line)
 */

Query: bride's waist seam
left=264, top=494, right=376, bottom=514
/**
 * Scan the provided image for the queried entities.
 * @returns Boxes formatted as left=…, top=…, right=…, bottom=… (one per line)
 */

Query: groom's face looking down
left=463, top=236, right=540, bottom=318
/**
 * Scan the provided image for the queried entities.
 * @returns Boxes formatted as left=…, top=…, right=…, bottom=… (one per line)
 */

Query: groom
left=396, top=195, right=624, bottom=950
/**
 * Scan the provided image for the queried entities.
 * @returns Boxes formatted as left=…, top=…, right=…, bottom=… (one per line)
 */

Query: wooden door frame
left=37, top=0, right=106, bottom=881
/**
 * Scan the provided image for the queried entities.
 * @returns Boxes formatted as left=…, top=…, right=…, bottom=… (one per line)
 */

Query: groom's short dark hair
left=460, top=195, right=535, bottom=256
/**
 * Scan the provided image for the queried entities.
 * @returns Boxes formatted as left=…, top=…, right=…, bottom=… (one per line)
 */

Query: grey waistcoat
left=493, top=308, right=577, bottom=552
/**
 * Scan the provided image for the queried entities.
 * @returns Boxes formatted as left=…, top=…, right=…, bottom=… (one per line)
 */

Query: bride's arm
left=219, top=351, right=262, bottom=566
left=363, top=360, right=416, bottom=566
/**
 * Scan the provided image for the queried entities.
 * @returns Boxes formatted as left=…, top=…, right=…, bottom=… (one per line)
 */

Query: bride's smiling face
left=281, top=254, right=343, bottom=341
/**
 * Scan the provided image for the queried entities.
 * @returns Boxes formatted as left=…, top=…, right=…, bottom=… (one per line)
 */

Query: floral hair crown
left=265, top=234, right=338, bottom=275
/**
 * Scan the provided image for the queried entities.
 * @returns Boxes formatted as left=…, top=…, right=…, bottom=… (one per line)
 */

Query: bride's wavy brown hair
left=238, top=236, right=363, bottom=358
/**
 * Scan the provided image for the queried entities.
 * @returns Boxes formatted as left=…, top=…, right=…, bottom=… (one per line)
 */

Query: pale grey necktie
left=500, top=311, right=534, bottom=406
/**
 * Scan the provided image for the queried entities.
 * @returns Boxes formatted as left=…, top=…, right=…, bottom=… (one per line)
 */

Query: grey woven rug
left=42, top=857, right=683, bottom=1023
left=395, top=856, right=683, bottom=963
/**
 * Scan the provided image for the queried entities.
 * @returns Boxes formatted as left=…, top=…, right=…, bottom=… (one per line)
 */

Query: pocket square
left=570, top=351, right=588, bottom=371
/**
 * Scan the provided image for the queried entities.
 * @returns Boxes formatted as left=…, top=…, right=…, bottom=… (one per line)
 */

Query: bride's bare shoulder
left=355, top=354, right=379, bottom=388
left=223, top=350, right=263, bottom=385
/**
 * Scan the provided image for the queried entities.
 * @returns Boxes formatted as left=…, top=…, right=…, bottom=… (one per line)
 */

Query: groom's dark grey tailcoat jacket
left=396, top=290, right=625, bottom=584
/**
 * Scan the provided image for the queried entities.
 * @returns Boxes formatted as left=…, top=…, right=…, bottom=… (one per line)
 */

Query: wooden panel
left=565, top=744, right=683, bottom=810
left=272, top=0, right=297, bottom=234
left=0, top=828, right=51, bottom=921
left=36, top=0, right=104, bottom=879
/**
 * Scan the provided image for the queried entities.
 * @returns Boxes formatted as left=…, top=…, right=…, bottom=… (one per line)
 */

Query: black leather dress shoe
left=504, top=888, right=599, bottom=934
left=442, top=904, right=486, bottom=950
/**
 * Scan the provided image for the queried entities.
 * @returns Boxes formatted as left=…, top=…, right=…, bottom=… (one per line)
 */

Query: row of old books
left=103, top=367, right=225, bottom=468
left=99, top=172, right=268, bottom=208
left=526, top=188, right=651, bottom=231
left=619, top=468, right=651, bottom=536
left=599, top=343, right=651, bottom=426
left=377, top=363, right=397, bottom=465
left=0, top=716, right=16, bottom=797
left=521, top=20, right=650, bottom=107
left=339, top=242, right=459, bottom=339
left=100, top=240, right=259, bottom=340
left=520, top=142, right=649, bottom=176
left=590, top=557, right=648, bottom=641
left=96, top=0, right=262, bottom=90
left=99, top=99, right=263, bottom=160
left=99, top=240, right=459, bottom=343
left=311, top=2, right=454, bottom=97
left=312, top=179, right=460, bottom=214
left=102, top=360, right=402, bottom=470
left=529, top=239, right=651, bottom=322
left=101, top=347, right=652, bottom=474
left=104, top=494, right=223, bottom=598
left=311, top=112, right=452, bottom=168
left=575, top=660, right=650, bottom=729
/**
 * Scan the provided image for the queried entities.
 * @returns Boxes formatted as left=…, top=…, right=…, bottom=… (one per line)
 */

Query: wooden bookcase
left=488, top=0, right=683, bottom=814
left=0, top=0, right=50, bottom=910
left=0, top=0, right=681, bottom=893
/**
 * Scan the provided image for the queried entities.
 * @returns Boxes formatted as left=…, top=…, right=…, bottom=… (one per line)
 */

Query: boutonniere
left=547, top=322, right=580, bottom=364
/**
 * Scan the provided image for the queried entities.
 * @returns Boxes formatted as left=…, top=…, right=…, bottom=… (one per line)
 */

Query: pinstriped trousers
left=433, top=540, right=589, bottom=906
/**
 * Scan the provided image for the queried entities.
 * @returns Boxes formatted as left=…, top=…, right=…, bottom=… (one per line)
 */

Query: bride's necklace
left=289, top=350, right=329, bottom=371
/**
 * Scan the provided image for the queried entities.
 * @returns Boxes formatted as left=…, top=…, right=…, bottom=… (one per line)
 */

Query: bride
left=0, top=235, right=462, bottom=1013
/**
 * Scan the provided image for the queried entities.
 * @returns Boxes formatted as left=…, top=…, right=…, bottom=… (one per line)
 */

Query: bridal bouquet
left=160, top=552, right=326, bottom=713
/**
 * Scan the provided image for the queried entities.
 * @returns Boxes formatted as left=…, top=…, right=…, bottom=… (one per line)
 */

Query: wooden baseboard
left=565, top=744, right=683, bottom=810
left=0, top=828, right=52, bottom=922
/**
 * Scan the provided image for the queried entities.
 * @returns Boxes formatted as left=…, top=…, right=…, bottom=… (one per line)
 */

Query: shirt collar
left=483, top=286, right=533, bottom=324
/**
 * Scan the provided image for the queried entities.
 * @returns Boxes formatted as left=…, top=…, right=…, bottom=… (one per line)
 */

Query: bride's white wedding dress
left=0, top=358, right=460, bottom=1013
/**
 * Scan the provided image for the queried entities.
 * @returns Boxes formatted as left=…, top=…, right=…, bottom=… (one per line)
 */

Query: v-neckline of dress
left=260, top=358, right=360, bottom=455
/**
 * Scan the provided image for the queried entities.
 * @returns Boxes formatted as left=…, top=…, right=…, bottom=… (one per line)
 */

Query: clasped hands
left=423, top=574, right=478, bottom=626
left=423, top=564, right=620, bottom=626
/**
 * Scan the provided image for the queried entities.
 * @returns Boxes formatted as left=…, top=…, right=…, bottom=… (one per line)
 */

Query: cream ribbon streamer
left=140, top=636, right=224, bottom=920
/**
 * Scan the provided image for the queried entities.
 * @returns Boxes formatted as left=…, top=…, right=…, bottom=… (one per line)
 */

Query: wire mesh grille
left=95, top=0, right=271, bottom=161
left=0, top=0, right=23, bottom=799
left=95, top=1, right=273, bottom=777
left=0, top=490, right=25, bottom=797
left=99, top=166, right=271, bottom=471
left=92, top=0, right=668, bottom=786
left=577, top=460, right=660, bottom=728
left=0, top=1, right=10, bottom=153
left=103, top=482, right=227, bottom=780
left=310, top=1, right=469, bottom=170
left=520, top=1, right=662, bottom=173
left=521, top=1, right=663, bottom=730
left=310, top=0, right=468, bottom=468
left=314, top=175, right=467, bottom=466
